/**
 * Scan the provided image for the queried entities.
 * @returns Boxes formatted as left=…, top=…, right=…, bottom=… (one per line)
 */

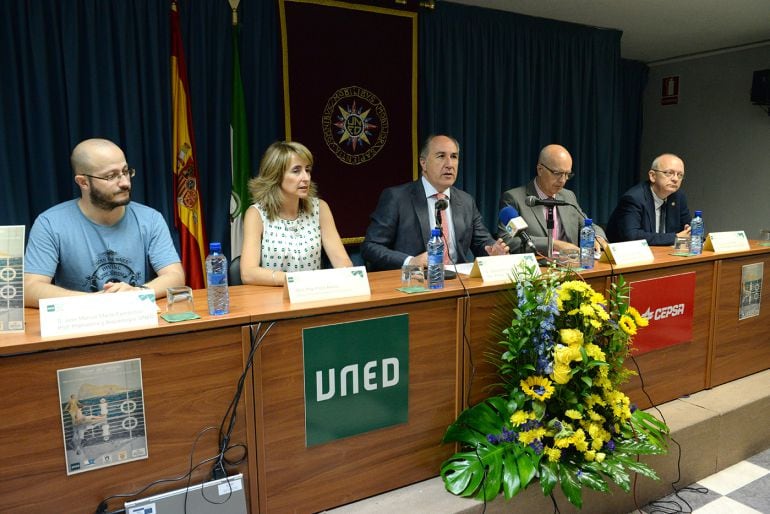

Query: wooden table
left=2, top=243, right=769, bottom=513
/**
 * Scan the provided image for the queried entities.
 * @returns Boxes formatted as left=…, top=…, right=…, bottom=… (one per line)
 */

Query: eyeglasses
left=80, top=167, right=136, bottom=182
left=540, top=163, right=573, bottom=180
left=652, top=169, right=684, bottom=179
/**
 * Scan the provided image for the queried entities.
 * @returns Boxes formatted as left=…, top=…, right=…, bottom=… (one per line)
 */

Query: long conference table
left=1, top=243, right=770, bottom=513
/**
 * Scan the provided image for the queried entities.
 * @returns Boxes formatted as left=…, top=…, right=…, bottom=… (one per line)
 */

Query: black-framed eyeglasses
left=540, top=163, right=573, bottom=180
left=80, top=167, right=136, bottom=182
left=652, top=168, right=684, bottom=179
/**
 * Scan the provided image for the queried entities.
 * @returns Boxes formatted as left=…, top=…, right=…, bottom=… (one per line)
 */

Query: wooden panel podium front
left=2, top=243, right=769, bottom=513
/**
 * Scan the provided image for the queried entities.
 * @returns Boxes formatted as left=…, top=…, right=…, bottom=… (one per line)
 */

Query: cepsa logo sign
left=629, top=272, right=696, bottom=355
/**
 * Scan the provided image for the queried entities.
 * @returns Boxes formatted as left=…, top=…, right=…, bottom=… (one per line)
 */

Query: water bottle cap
left=431, top=228, right=441, bottom=237
left=694, top=210, right=702, bottom=217
left=584, top=218, right=592, bottom=226
left=210, top=242, right=222, bottom=253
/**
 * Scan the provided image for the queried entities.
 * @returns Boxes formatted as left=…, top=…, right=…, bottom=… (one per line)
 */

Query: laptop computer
left=124, top=474, right=247, bottom=514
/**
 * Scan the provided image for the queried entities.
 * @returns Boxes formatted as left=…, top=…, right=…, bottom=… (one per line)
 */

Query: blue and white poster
left=57, top=359, right=148, bottom=475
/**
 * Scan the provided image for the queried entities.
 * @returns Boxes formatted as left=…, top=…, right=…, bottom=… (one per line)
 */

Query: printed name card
left=703, top=231, right=750, bottom=253
left=602, top=240, right=655, bottom=266
left=285, top=266, right=371, bottom=304
left=469, top=253, right=541, bottom=282
left=39, top=290, right=158, bottom=338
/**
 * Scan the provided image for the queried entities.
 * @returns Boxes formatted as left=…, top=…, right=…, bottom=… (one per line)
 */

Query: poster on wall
left=0, top=225, right=25, bottom=333
left=739, top=262, right=763, bottom=320
left=57, top=359, right=147, bottom=475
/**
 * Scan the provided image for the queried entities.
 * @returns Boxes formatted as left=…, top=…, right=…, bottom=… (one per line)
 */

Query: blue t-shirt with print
left=25, top=200, right=180, bottom=292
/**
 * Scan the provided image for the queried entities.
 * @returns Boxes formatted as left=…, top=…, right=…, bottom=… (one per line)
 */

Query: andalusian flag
left=170, top=1, right=207, bottom=288
left=229, top=3, right=251, bottom=258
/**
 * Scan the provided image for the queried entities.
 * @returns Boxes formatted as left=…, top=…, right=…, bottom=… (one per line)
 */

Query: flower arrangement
left=440, top=265, right=669, bottom=508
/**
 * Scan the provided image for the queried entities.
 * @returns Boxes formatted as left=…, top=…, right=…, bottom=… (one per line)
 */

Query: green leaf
left=539, top=461, right=558, bottom=496
left=599, top=459, right=631, bottom=492
left=441, top=453, right=485, bottom=496
left=501, top=451, right=521, bottom=499
left=559, top=462, right=583, bottom=508
left=517, top=452, right=537, bottom=487
left=576, top=467, right=608, bottom=492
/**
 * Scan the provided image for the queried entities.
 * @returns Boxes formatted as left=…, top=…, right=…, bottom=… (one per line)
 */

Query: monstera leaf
left=441, top=396, right=539, bottom=501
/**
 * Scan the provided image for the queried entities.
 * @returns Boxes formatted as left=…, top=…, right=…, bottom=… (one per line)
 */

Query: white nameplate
left=285, top=266, right=370, bottom=304
left=469, top=253, right=541, bottom=282
left=703, top=231, right=750, bottom=253
left=602, top=240, right=655, bottom=266
left=39, top=290, right=158, bottom=338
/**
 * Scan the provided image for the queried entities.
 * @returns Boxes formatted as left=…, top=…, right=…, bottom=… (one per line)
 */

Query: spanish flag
left=170, top=1, right=207, bottom=289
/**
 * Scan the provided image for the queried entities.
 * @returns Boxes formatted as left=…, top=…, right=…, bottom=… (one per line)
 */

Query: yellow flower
left=585, top=343, right=606, bottom=361
left=587, top=410, right=605, bottom=422
left=551, top=363, right=572, bottom=384
left=590, top=292, right=606, bottom=305
left=628, top=306, right=649, bottom=327
left=579, top=304, right=596, bottom=318
left=510, top=410, right=535, bottom=426
left=565, top=409, right=583, bottom=420
left=593, top=304, right=610, bottom=320
left=520, top=376, right=555, bottom=401
left=584, top=450, right=596, bottom=461
left=595, top=452, right=606, bottom=463
left=589, top=318, right=603, bottom=329
left=559, top=328, right=584, bottom=346
left=518, top=427, right=546, bottom=444
left=619, top=315, right=637, bottom=335
left=544, top=447, right=562, bottom=462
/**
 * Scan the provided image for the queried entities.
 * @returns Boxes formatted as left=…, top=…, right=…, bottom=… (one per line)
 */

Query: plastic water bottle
left=579, top=218, right=595, bottom=269
left=206, top=242, right=229, bottom=315
left=690, top=210, right=704, bottom=255
left=427, top=228, right=445, bottom=289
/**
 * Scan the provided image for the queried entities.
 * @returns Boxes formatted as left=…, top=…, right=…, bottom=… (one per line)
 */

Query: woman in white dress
left=240, top=141, right=352, bottom=286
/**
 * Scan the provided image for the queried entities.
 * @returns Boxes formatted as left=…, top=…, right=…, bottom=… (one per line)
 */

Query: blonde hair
left=248, top=141, right=318, bottom=221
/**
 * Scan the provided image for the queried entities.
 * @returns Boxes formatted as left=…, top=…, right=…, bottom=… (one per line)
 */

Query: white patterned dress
left=251, top=198, right=322, bottom=271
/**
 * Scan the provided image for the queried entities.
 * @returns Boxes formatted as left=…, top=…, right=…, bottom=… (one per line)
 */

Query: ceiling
left=447, top=0, right=770, bottom=63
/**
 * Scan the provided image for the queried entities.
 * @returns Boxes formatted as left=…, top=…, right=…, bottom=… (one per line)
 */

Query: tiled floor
left=633, top=446, right=770, bottom=514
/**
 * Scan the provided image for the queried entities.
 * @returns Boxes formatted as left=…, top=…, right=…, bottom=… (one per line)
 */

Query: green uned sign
left=303, top=314, right=409, bottom=447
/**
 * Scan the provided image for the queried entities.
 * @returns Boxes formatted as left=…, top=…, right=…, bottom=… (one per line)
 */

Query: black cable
left=95, top=321, right=274, bottom=514
left=628, top=354, right=707, bottom=514
left=212, top=321, right=274, bottom=480
left=94, top=427, right=222, bottom=513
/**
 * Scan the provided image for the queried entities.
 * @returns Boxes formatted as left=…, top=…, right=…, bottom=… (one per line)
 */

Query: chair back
left=229, top=255, right=242, bottom=286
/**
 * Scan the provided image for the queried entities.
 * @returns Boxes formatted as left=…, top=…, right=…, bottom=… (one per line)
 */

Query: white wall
left=641, top=44, right=770, bottom=238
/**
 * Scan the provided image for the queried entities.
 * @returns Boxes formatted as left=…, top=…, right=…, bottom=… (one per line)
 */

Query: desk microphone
left=525, top=195, right=569, bottom=207
left=432, top=197, right=456, bottom=279
left=499, top=206, right=537, bottom=253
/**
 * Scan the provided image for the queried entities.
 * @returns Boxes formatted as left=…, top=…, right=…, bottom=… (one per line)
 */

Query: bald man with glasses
left=24, top=138, right=184, bottom=306
left=497, top=144, right=605, bottom=254
left=606, top=153, right=691, bottom=246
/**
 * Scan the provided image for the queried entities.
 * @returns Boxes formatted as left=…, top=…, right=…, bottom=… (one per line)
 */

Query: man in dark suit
left=497, top=144, right=606, bottom=254
left=606, top=153, right=691, bottom=246
left=361, top=134, right=508, bottom=271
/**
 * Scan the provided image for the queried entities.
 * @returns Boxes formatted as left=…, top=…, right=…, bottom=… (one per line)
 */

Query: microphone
left=434, top=197, right=448, bottom=226
left=525, top=195, right=569, bottom=207
left=499, top=206, right=537, bottom=253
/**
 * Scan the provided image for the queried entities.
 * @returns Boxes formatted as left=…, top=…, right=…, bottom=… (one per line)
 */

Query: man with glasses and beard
left=24, top=138, right=184, bottom=307
left=497, top=144, right=606, bottom=254
left=606, top=153, right=691, bottom=246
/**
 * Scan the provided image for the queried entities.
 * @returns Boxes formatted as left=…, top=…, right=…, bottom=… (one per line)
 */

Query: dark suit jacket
left=361, top=180, right=496, bottom=271
left=496, top=180, right=606, bottom=253
left=605, top=182, right=690, bottom=246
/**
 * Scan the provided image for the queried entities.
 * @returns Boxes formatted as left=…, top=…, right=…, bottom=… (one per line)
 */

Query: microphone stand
left=545, top=205, right=555, bottom=259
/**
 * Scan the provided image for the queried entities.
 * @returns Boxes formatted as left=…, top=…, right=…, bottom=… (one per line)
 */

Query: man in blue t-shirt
left=24, top=138, right=185, bottom=307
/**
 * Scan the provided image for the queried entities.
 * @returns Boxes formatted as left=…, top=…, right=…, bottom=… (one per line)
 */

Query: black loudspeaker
left=751, top=69, right=770, bottom=105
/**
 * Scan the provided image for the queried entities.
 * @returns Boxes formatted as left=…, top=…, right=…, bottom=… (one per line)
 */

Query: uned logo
left=315, top=357, right=400, bottom=402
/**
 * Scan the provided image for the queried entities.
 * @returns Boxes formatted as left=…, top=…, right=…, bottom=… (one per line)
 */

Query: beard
left=89, top=184, right=131, bottom=211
